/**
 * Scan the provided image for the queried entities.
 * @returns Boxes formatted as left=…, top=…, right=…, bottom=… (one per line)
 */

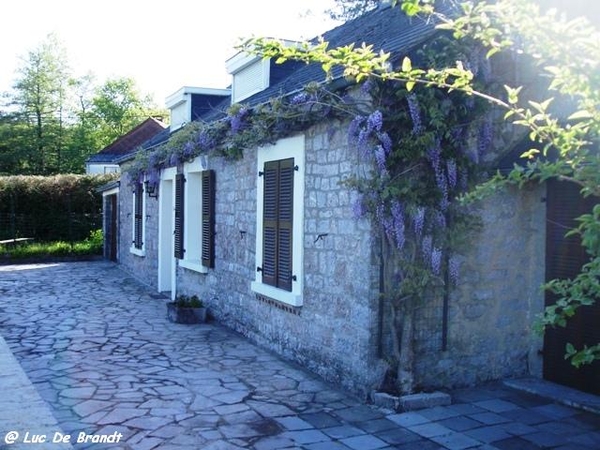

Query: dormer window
left=226, top=53, right=270, bottom=104
left=165, top=87, right=230, bottom=132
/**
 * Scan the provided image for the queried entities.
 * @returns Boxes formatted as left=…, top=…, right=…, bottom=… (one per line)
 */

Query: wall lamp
left=144, top=181, right=159, bottom=198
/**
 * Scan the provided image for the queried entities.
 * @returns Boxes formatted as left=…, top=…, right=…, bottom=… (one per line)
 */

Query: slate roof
left=87, top=117, right=167, bottom=164
left=121, top=3, right=450, bottom=162
left=203, top=3, right=446, bottom=117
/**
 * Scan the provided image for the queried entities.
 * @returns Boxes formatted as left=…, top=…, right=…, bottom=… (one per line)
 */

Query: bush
left=1, top=229, right=103, bottom=260
left=0, top=174, right=116, bottom=242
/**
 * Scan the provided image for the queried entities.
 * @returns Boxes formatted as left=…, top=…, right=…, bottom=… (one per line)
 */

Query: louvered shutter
left=262, top=161, right=279, bottom=287
left=201, top=170, right=215, bottom=268
left=277, top=159, right=294, bottom=291
left=261, top=158, right=294, bottom=291
left=133, top=182, right=143, bottom=249
left=174, top=174, right=185, bottom=259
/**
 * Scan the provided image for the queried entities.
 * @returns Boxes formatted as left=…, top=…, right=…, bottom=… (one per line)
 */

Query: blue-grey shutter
left=261, top=158, right=294, bottom=291
left=202, top=170, right=215, bottom=268
left=133, top=182, right=143, bottom=249
left=174, top=174, right=185, bottom=259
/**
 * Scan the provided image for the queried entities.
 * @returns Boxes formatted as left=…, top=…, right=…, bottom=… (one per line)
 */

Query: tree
left=11, top=33, right=70, bottom=174
left=1, top=35, right=167, bottom=175
left=91, top=77, right=164, bottom=148
left=327, top=0, right=381, bottom=20
left=244, top=0, right=600, bottom=387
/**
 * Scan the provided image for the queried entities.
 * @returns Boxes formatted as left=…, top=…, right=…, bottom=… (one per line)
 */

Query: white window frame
left=251, top=134, right=305, bottom=307
left=130, top=182, right=146, bottom=257
left=179, top=157, right=209, bottom=274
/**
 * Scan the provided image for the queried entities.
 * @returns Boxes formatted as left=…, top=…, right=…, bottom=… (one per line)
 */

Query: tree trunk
left=381, top=236, right=416, bottom=394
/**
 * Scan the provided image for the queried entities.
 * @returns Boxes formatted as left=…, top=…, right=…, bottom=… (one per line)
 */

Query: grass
left=1, top=230, right=103, bottom=260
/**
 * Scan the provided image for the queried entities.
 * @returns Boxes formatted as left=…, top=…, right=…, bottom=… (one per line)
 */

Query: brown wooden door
left=107, top=194, right=118, bottom=262
left=544, top=179, right=600, bottom=394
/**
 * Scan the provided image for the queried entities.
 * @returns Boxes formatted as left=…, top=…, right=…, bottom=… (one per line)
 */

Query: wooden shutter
left=174, top=173, right=185, bottom=259
left=261, top=158, right=294, bottom=291
left=544, top=179, right=600, bottom=394
left=133, top=182, right=143, bottom=249
left=202, top=170, right=216, bottom=268
left=277, top=159, right=294, bottom=291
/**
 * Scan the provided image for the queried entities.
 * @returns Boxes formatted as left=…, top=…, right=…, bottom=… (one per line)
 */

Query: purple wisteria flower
left=183, top=141, right=195, bottom=158
left=230, top=107, right=249, bottom=135
left=290, top=92, right=310, bottom=105
left=459, top=166, right=469, bottom=191
left=449, top=255, right=460, bottom=285
left=348, top=115, right=365, bottom=139
left=360, top=78, right=374, bottom=94
left=378, top=131, right=392, bottom=154
left=367, top=110, right=383, bottom=133
left=374, top=145, right=387, bottom=174
left=446, top=159, right=457, bottom=189
left=431, top=247, right=442, bottom=275
left=435, top=168, right=449, bottom=211
left=148, top=152, right=163, bottom=170
left=434, top=210, right=447, bottom=230
left=413, top=206, right=425, bottom=237
left=197, top=130, right=216, bottom=152
left=169, top=152, right=180, bottom=167
left=391, top=200, right=405, bottom=250
left=422, top=235, right=433, bottom=262
left=426, top=139, right=442, bottom=172
left=407, top=94, right=423, bottom=135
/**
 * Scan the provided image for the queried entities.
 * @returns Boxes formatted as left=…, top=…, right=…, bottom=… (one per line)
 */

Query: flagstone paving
left=0, top=261, right=599, bottom=449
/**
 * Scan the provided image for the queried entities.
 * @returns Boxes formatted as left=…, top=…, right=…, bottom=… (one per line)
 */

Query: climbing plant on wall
left=245, top=0, right=600, bottom=373
left=125, top=29, right=500, bottom=392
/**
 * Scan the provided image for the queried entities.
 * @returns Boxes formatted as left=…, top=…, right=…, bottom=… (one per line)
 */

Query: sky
left=1, top=0, right=340, bottom=106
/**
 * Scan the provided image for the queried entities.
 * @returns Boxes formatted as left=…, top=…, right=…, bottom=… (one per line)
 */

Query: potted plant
left=167, top=294, right=207, bottom=324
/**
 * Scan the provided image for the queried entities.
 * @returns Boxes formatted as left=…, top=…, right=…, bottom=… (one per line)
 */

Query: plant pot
left=167, top=302, right=207, bottom=324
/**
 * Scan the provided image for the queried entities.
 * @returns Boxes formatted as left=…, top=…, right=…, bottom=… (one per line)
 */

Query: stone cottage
left=102, top=4, right=599, bottom=397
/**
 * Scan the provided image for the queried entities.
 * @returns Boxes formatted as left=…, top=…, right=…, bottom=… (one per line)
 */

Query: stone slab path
left=0, top=261, right=598, bottom=450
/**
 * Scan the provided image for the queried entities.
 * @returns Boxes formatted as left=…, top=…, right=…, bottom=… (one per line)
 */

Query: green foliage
left=92, top=77, right=167, bottom=148
left=0, top=174, right=115, bottom=242
left=395, top=0, right=600, bottom=367
left=173, top=294, right=204, bottom=308
left=246, top=0, right=600, bottom=369
left=1, top=35, right=166, bottom=175
left=125, top=84, right=352, bottom=186
left=326, top=0, right=380, bottom=21
left=1, top=229, right=103, bottom=260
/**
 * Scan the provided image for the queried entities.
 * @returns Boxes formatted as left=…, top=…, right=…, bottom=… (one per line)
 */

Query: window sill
left=130, top=246, right=145, bottom=257
left=250, top=281, right=303, bottom=307
left=179, top=259, right=209, bottom=274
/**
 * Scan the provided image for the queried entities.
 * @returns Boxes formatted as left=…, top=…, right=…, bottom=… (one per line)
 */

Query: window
left=252, top=135, right=305, bottom=307
left=177, top=159, right=216, bottom=273
left=130, top=181, right=145, bottom=256
left=262, top=158, right=294, bottom=291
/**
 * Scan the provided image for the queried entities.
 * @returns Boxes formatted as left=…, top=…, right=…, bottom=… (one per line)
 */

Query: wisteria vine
left=125, top=35, right=495, bottom=302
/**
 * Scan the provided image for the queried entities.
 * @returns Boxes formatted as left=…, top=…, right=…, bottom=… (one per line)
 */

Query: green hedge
left=0, top=174, right=118, bottom=242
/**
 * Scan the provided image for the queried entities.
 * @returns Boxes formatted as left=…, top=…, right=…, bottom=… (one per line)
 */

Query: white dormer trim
left=226, top=56, right=270, bottom=104
left=165, top=86, right=231, bottom=132
left=226, top=40, right=302, bottom=105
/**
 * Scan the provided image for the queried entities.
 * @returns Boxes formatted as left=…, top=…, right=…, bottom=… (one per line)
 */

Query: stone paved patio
left=0, top=261, right=598, bottom=449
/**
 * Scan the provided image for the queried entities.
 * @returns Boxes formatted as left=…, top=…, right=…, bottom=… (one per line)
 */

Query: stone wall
left=413, top=183, right=546, bottom=389
left=176, top=125, right=386, bottom=397
left=118, top=182, right=160, bottom=289
left=114, top=121, right=548, bottom=397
